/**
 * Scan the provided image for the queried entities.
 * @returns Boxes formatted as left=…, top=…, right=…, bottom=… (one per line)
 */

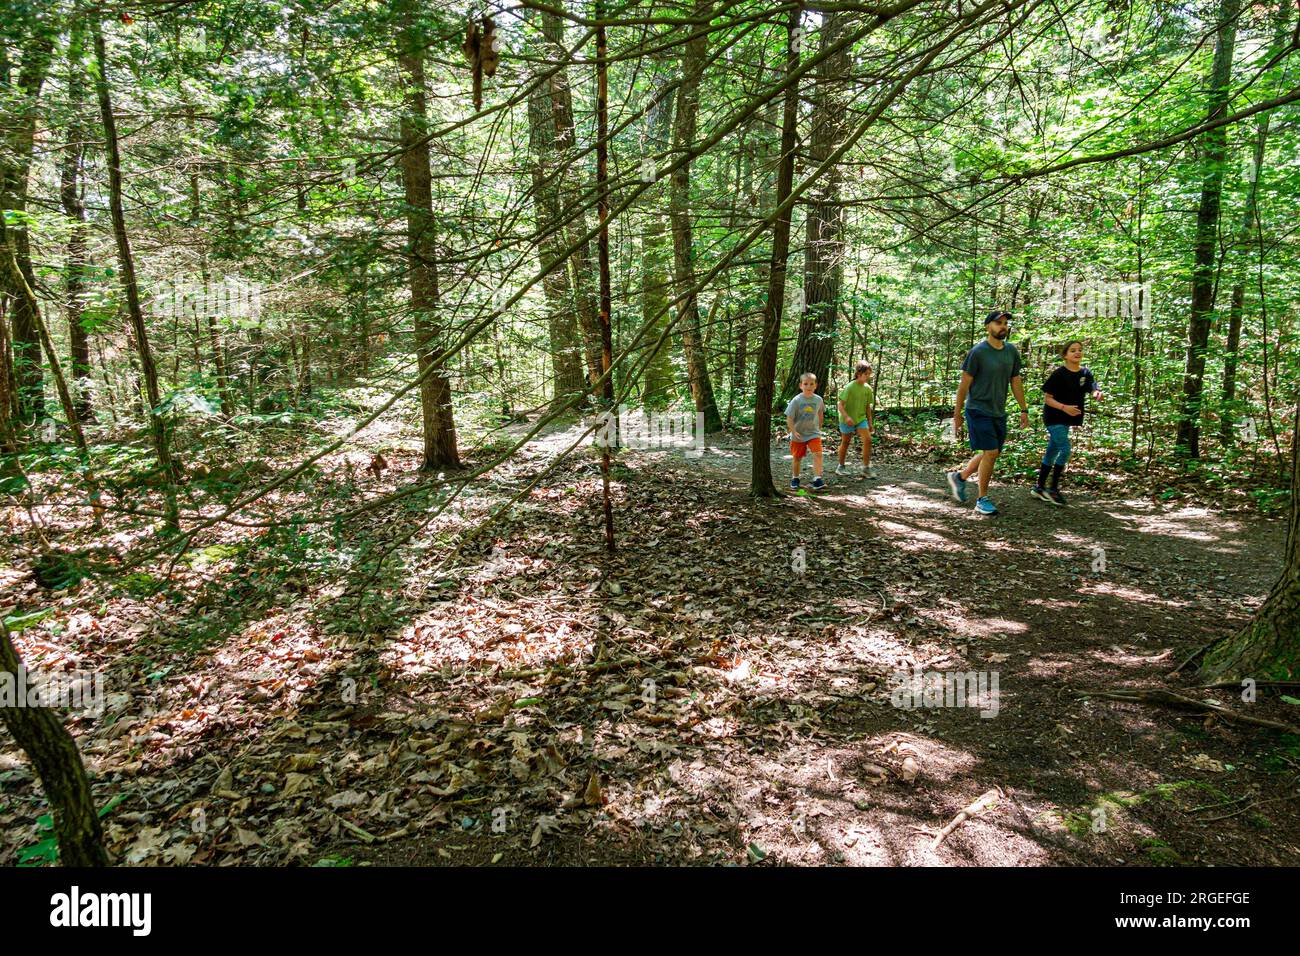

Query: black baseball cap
left=984, top=310, right=1012, bottom=324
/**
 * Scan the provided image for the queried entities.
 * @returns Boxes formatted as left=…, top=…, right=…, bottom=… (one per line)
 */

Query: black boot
left=1032, top=462, right=1051, bottom=500
left=1048, top=465, right=1067, bottom=505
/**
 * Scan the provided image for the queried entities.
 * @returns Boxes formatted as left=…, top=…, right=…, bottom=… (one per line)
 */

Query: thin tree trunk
left=1221, top=0, right=1291, bottom=446
left=1177, top=0, right=1241, bottom=458
left=61, top=14, right=93, bottom=424
left=92, top=19, right=181, bottom=528
left=397, top=2, right=460, bottom=470
left=751, top=12, right=800, bottom=498
left=596, top=6, right=615, bottom=551
left=639, top=80, right=677, bottom=405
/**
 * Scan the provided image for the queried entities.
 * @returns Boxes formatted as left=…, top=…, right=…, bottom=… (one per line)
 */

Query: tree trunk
left=93, top=19, right=181, bottom=527
left=1176, top=0, right=1240, bottom=458
left=751, top=13, right=800, bottom=498
left=397, top=3, right=460, bottom=470
left=781, top=10, right=849, bottom=402
left=61, top=14, right=93, bottom=424
left=0, top=619, right=108, bottom=865
left=639, top=80, right=677, bottom=406
left=525, top=12, right=585, bottom=403
left=669, top=0, right=724, bottom=432
left=1, top=30, right=54, bottom=429
left=541, top=9, right=604, bottom=388
left=1198, top=402, right=1300, bottom=682
left=1220, top=0, right=1291, bottom=447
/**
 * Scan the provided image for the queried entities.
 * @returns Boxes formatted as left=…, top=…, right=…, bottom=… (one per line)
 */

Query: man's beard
left=993, top=328, right=1009, bottom=339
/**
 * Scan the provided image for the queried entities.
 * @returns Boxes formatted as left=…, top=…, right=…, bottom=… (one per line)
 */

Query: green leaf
left=3, top=608, right=54, bottom=632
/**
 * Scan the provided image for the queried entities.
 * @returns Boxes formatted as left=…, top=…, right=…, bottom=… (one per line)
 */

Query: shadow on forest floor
left=1, top=425, right=1296, bottom=867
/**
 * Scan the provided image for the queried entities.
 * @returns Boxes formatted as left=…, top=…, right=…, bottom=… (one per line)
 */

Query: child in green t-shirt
left=836, top=361, right=876, bottom=478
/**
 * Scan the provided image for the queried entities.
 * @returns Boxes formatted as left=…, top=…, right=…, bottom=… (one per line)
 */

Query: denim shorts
left=966, top=408, right=1007, bottom=452
left=838, top=420, right=870, bottom=435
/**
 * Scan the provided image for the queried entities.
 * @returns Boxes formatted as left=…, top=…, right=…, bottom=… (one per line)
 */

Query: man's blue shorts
left=966, top=408, right=1007, bottom=452
left=838, top=420, right=870, bottom=435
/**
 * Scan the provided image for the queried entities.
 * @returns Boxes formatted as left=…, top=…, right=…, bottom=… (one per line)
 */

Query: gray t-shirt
left=785, top=392, right=823, bottom=441
left=962, top=340, right=1023, bottom=417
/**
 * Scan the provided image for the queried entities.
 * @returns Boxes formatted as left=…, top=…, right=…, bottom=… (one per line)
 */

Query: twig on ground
left=914, top=788, right=1002, bottom=851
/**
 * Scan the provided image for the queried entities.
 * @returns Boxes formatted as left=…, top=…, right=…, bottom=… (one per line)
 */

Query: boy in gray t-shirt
left=784, top=372, right=825, bottom=491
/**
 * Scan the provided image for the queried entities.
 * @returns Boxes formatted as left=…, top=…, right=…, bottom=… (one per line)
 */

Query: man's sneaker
left=812, top=476, right=826, bottom=491
left=975, top=496, right=998, bottom=515
left=1047, top=489, right=1067, bottom=506
left=866, top=465, right=878, bottom=479
left=790, top=477, right=800, bottom=491
left=1030, top=486, right=1050, bottom=502
left=946, top=471, right=968, bottom=502
left=834, top=464, right=848, bottom=476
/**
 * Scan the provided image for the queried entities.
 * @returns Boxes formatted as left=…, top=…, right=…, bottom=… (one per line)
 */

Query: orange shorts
left=791, top=437, right=822, bottom=459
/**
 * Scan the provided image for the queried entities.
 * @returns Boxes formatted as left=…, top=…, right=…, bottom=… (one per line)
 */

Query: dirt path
left=597, top=432, right=1297, bottom=865
left=3, top=422, right=1295, bottom=868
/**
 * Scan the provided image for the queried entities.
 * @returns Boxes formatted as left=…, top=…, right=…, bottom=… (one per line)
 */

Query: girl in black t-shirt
left=1032, top=340, right=1103, bottom=505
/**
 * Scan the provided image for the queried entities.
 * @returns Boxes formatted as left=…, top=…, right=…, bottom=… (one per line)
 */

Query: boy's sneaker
left=946, top=471, right=968, bottom=502
left=790, top=477, right=800, bottom=491
left=975, top=496, right=998, bottom=515
left=834, top=464, right=848, bottom=476
left=866, top=465, right=878, bottom=479
left=1030, top=486, right=1050, bottom=502
left=1047, top=489, right=1067, bottom=506
left=812, top=476, right=826, bottom=491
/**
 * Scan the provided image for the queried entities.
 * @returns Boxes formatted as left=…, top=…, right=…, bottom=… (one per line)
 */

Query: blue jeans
left=1042, top=424, right=1071, bottom=466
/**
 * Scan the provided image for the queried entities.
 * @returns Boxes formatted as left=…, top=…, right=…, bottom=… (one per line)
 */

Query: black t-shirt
left=1042, top=365, right=1097, bottom=427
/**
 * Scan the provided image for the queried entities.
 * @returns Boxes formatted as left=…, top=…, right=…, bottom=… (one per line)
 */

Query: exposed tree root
left=1072, top=687, right=1300, bottom=735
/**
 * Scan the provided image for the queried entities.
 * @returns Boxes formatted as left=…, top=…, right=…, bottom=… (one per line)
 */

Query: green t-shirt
left=840, top=380, right=875, bottom=422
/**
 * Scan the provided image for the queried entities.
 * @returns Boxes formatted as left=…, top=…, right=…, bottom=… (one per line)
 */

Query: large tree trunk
left=780, top=10, right=849, bottom=402
left=1, top=31, right=54, bottom=429
left=751, top=13, right=800, bottom=497
left=397, top=3, right=460, bottom=470
left=540, top=9, right=604, bottom=389
left=668, top=0, right=723, bottom=433
left=525, top=12, right=585, bottom=404
left=1176, top=0, right=1240, bottom=458
left=61, top=14, right=93, bottom=424
left=0, top=619, right=108, bottom=865
left=1198, top=403, right=1300, bottom=682
left=93, top=19, right=181, bottom=528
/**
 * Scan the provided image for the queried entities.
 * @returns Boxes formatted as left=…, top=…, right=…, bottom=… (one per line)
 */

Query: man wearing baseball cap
left=945, top=311, right=1029, bottom=515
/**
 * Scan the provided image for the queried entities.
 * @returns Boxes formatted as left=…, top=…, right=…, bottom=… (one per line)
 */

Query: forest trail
left=3, top=421, right=1294, bottom=868
left=535, top=428, right=1298, bottom=866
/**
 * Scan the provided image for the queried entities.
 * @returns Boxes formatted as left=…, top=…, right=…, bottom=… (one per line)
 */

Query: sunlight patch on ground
left=1103, top=504, right=1240, bottom=543
left=1076, top=581, right=1187, bottom=609
left=875, top=519, right=951, bottom=550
